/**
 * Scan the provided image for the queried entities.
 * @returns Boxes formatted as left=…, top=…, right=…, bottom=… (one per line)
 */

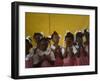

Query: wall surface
left=26, top=13, right=89, bottom=45
left=0, top=0, right=99, bottom=81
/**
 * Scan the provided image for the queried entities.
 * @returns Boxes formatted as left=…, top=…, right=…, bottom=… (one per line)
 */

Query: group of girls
left=25, top=29, right=89, bottom=68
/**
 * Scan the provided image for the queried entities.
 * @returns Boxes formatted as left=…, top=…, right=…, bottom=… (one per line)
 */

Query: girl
left=32, top=32, right=43, bottom=48
left=25, top=39, right=33, bottom=68
left=51, top=31, right=64, bottom=66
left=75, top=32, right=89, bottom=65
left=83, top=29, right=89, bottom=65
left=84, top=29, right=89, bottom=54
left=29, top=33, right=43, bottom=67
left=32, top=37, right=55, bottom=67
left=63, top=32, right=76, bottom=66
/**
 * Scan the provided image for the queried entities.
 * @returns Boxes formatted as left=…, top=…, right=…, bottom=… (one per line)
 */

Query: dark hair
left=76, top=32, right=83, bottom=39
left=33, top=32, right=43, bottom=38
left=51, top=31, right=59, bottom=39
left=39, top=37, right=49, bottom=44
left=65, top=32, right=74, bottom=41
left=25, top=39, right=33, bottom=48
left=84, top=29, right=89, bottom=38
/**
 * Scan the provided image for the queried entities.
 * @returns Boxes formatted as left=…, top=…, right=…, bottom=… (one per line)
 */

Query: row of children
left=25, top=29, right=89, bottom=68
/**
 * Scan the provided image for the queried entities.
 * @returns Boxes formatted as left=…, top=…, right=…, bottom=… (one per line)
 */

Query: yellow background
left=25, top=12, right=89, bottom=46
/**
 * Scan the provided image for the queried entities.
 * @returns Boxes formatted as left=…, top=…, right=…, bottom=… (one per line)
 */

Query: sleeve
left=29, top=48, right=34, bottom=56
left=25, top=52, right=33, bottom=61
left=29, top=48, right=40, bottom=65
left=61, top=47, right=65, bottom=56
left=50, top=51, right=56, bottom=61
left=33, top=54, right=40, bottom=64
left=72, top=46, right=78, bottom=54
left=51, top=45, right=56, bottom=50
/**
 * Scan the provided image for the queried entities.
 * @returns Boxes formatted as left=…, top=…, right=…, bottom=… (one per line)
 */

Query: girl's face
left=34, top=35, right=43, bottom=43
left=52, top=34, right=59, bottom=44
left=65, top=37, right=73, bottom=47
left=39, top=40, right=48, bottom=51
left=76, top=37, right=83, bottom=45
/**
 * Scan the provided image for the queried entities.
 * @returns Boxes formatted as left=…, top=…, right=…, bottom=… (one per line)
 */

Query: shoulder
left=25, top=53, right=33, bottom=61
left=60, top=46, right=65, bottom=54
left=45, top=48, right=52, bottom=55
left=51, top=45, right=55, bottom=50
left=29, top=47, right=36, bottom=52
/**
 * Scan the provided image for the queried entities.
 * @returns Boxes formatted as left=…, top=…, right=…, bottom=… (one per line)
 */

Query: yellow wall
left=25, top=12, right=89, bottom=46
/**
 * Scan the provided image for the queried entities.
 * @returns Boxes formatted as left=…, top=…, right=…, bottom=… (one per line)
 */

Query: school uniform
left=75, top=44, right=89, bottom=65
left=29, top=47, right=41, bottom=67
left=63, top=46, right=76, bottom=66
left=51, top=45, right=64, bottom=66
left=84, top=42, right=89, bottom=65
left=30, top=47, right=55, bottom=67
left=36, top=48, right=55, bottom=67
left=63, top=56, right=76, bottom=66
left=25, top=53, right=33, bottom=68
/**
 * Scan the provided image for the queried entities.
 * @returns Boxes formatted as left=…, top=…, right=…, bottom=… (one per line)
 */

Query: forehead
left=40, top=40, right=48, bottom=44
left=35, top=34, right=42, bottom=37
left=65, top=37, right=72, bottom=40
left=52, top=34, right=59, bottom=38
left=76, top=36, right=82, bottom=39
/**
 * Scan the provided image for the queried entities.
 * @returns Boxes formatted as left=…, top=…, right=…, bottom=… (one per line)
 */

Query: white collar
left=36, top=48, right=51, bottom=56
